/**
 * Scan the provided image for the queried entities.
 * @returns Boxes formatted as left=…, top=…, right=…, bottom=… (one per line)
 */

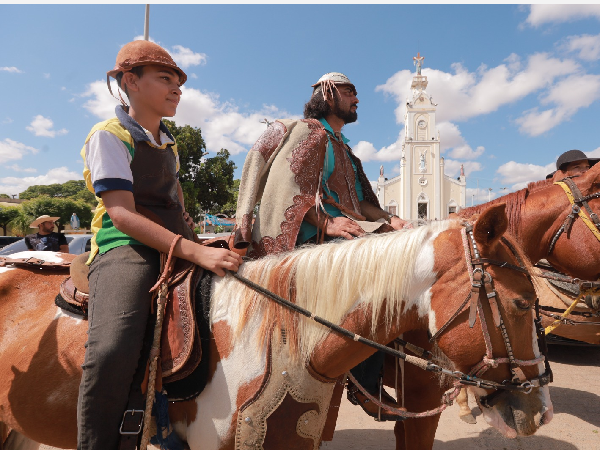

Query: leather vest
left=129, top=140, right=195, bottom=242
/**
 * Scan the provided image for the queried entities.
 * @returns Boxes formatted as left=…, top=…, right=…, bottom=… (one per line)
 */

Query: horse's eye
left=514, top=298, right=531, bottom=311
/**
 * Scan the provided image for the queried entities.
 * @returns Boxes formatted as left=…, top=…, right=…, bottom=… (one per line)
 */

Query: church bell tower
left=399, top=53, right=443, bottom=220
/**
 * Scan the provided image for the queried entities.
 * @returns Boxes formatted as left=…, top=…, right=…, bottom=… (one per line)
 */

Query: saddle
left=3, top=249, right=204, bottom=384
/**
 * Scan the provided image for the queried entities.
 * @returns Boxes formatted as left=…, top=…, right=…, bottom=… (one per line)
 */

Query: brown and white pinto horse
left=0, top=204, right=552, bottom=450
left=392, top=164, right=600, bottom=450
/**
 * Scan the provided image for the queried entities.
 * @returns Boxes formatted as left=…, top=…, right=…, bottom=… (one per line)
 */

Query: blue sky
left=2, top=3, right=600, bottom=205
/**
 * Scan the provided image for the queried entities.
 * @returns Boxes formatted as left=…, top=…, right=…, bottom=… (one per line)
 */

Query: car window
left=84, top=238, right=92, bottom=252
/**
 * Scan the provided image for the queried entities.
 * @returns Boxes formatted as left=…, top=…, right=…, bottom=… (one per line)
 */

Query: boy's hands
left=195, top=245, right=243, bottom=277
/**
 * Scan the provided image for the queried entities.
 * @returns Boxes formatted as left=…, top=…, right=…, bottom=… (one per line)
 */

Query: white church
left=375, top=54, right=467, bottom=221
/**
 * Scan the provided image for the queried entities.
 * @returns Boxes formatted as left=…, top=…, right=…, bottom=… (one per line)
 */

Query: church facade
left=375, top=55, right=467, bottom=221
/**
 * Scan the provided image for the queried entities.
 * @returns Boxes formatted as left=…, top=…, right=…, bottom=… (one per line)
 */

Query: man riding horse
left=547, top=149, right=599, bottom=181
left=235, top=72, right=410, bottom=421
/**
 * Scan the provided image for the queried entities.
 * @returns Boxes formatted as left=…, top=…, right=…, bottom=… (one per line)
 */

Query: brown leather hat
left=107, top=40, right=187, bottom=85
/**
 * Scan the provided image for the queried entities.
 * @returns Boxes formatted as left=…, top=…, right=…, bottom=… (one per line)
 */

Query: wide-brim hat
left=546, top=149, right=600, bottom=178
left=30, top=215, right=59, bottom=228
left=106, top=40, right=187, bottom=85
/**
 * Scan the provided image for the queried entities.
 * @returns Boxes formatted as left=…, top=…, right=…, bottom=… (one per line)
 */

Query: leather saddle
left=56, top=251, right=203, bottom=384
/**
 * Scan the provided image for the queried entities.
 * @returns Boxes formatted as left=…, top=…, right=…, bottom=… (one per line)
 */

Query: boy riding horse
left=78, top=40, right=242, bottom=450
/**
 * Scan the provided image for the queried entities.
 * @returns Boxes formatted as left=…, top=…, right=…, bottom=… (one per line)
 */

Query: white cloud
left=562, top=33, right=600, bottom=61
left=81, top=80, right=122, bottom=120
left=5, top=164, right=37, bottom=173
left=0, top=66, right=22, bottom=73
left=26, top=115, right=68, bottom=138
left=170, top=45, right=207, bottom=69
left=81, top=81, right=298, bottom=155
left=444, top=160, right=482, bottom=178
left=0, top=139, right=38, bottom=162
left=190, top=73, right=198, bottom=79
left=377, top=53, right=578, bottom=126
left=2, top=117, right=12, bottom=124
left=43, top=73, right=50, bottom=79
left=0, top=167, right=81, bottom=197
left=466, top=187, right=497, bottom=205
left=526, top=5, right=600, bottom=27
left=353, top=130, right=404, bottom=162
left=515, top=73, right=600, bottom=136
left=496, top=160, right=556, bottom=190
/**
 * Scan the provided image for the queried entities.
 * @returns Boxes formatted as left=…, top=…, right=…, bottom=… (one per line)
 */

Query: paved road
left=41, top=343, right=600, bottom=450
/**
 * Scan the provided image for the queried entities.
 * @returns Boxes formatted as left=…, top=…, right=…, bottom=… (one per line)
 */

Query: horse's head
left=430, top=203, right=553, bottom=438
left=544, top=162, right=600, bottom=280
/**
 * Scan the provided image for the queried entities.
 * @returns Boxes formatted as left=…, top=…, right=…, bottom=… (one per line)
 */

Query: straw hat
left=30, top=215, right=59, bottom=228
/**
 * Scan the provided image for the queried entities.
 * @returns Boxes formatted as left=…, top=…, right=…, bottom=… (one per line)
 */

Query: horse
left=391, top=164, right=600, bottom=450
left=0, top=204, right=553, bottom=450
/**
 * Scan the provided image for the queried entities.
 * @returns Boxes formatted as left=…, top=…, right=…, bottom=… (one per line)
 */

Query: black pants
left=350, top=350, right=385, bottom=392
left=77, top=245, right=160, bottom=450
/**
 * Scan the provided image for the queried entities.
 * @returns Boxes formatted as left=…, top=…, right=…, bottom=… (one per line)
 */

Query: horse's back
left=0, top=261, right=85, bottom=448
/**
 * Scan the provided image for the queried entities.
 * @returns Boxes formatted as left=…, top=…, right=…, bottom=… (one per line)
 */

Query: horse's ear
left=472, top=203, right=508, bottom=251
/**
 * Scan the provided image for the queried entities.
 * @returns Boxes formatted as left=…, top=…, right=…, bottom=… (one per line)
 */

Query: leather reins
left=229, top=223, right=552, bottom=419
left=429, top=225, right=552, bottom=401
left=548, top=177, right=600, bottom=255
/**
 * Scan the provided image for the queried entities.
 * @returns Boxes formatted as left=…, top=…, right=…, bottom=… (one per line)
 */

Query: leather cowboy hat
left=546, top=149, right=600, bottom=179
left=107, top=40, right=187, bottom=85
left=30, top=215, right=60, bottom=228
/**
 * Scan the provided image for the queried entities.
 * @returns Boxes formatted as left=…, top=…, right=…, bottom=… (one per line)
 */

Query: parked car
left=0, top=236, right=22, bottom=249
left=0, top=234, right=92, bottom=256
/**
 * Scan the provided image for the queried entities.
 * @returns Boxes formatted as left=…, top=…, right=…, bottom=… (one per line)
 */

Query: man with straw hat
left=25, top=215, right=69, bottom=252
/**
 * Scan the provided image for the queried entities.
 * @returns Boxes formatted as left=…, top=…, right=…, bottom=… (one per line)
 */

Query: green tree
left=19, top=180, right=97, bottom=206
left=10, top=209, right=33, bottom=237
left=220, top=179, right=240, bottom=217
left=21, top=196, right=94, bottom=232
left=163, top=120, right=236, bottom=220
left=0, top=206, right=20, bottom=236
left=0, top=194, right=10, bottom=199
left=197, top=149, right=236, bottom=215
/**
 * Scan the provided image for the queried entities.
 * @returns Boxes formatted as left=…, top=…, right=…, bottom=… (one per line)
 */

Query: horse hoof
left=460, top=413, right=477, bottom=424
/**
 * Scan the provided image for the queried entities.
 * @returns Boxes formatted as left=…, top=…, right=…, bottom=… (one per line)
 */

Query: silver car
left=0, top=234, right=92, bottom=256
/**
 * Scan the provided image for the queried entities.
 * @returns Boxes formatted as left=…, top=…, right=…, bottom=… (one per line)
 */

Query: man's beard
left=333, top=100, right=358, bottom=124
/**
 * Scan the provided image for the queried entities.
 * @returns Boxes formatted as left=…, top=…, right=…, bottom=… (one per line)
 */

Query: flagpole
left=144, top=5, right=150, bottom=40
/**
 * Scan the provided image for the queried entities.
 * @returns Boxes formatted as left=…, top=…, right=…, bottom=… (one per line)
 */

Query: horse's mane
left=212, top=220, right=454, bottom=363
left=457, top=178, right=554, bottom=237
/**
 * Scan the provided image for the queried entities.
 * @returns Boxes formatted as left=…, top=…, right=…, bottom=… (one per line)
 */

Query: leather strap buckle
left=119, top=409, right=144, bottom=435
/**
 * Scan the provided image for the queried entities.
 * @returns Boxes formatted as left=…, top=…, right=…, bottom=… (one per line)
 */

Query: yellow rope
left=554, top=181, right=600, bottom=241
left=544, top=291, right=585, bottom=335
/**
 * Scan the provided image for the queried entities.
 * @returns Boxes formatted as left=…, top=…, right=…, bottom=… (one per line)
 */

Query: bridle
left=230, top=222, right=553, bottom=418
left=430, top=224, right=553, bottom=408
left=548, top=177, right=600, bottom=255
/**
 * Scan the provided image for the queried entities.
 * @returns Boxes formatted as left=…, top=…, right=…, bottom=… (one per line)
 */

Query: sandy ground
left=40, top=343, right=599, bottom=450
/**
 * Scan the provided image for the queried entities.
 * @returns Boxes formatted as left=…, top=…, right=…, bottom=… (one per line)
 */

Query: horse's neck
left=516, top=185, right=569, bottom=262
left=308, top=303, right=423, bottom=380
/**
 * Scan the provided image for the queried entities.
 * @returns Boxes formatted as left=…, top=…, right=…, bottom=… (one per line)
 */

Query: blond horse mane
left=212, top=221, right=454, bottom=363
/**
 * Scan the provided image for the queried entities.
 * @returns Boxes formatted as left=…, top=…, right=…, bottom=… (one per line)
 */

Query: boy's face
left=125, top=64, right=182, bottom=118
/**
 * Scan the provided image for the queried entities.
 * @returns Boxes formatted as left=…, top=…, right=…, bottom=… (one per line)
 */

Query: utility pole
left=144, top=5, right=150, bottom=40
